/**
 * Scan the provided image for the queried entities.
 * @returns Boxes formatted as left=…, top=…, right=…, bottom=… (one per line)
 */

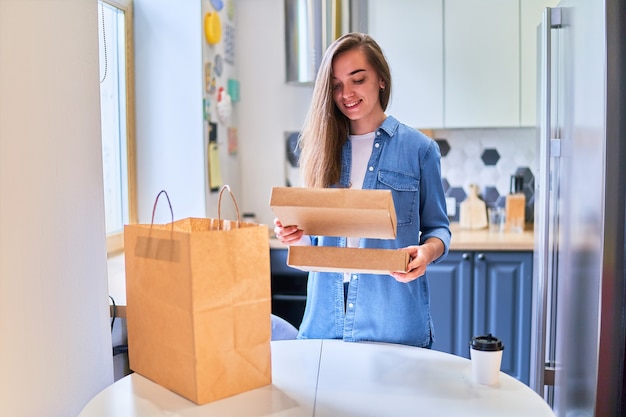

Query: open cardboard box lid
left=287, top=246, right=409, bottom=274
left=269, top=187, right=397, bottom=239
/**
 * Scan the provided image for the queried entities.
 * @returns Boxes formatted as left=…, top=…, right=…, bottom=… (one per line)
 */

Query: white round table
left=79, top=339, right=555, bottom=417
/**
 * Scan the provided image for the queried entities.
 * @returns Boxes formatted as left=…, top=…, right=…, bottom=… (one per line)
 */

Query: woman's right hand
left=273, top=217, right=305, bottom=245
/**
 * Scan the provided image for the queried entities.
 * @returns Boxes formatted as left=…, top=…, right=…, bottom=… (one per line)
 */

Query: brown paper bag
left=124, top=186, right=272, bottom=405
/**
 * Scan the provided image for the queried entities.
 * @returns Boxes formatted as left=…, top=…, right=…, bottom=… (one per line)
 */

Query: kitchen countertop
left=449, top=222, right=534, bottom=251
left=269, top=223, right=535, bottom=252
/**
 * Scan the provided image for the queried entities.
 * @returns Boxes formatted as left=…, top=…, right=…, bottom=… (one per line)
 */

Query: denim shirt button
left=352, top=274, right=358, bottom=280
left=374, top=142, right=380, bottom=148
left=376, top=130, right=381, bottom=136
left=348, top=303, right=354, bottom=308
left=368, top=166, right=374, bottom=172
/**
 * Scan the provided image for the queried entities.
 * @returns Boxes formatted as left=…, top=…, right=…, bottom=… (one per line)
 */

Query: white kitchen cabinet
left=520, top=0, right=560, bottom=126
left=368, top=0, right=553, bottom=129
left=444, top=0, right=519, bottom=128
left=368, top=0, right=444, bottom=128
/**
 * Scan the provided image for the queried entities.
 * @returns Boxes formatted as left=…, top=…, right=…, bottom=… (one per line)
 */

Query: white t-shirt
left=348, top=131, right=376, bottom=191
left=345, top=132, right=375, bottom=282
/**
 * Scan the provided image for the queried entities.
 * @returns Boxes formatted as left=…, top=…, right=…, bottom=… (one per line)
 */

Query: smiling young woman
left=273, top=32, right=451, bottom=348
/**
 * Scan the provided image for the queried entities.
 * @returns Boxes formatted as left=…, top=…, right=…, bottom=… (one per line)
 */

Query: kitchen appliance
left=284, top=0, right=342, bottom=85
left=530, top=1, right=626, bottom=415
left=284, top=0, right=368, bottom=85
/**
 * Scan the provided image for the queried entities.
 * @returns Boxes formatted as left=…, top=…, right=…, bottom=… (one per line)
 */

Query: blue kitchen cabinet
left=473, top=251, right=533, bottom=384
left=428, top=251, right=474, bottom=358
left=429, top=250, right=533, bottom=385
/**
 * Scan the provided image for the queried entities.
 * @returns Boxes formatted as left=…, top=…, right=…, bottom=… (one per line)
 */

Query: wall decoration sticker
left=227, top=127, right=238, bottom=156
left=223, top=24, right=235, bottom=65
left=208, top=141, right=222, bottom=192
left=227, top=78, right=240, bottom=102
left=214, top=54, right=223, bottom=77
left=207, top=122, right=222, bottom=192
left=204, top=62, right=216, bottom=94
left=203, top=98, right=212, bottom=121
left=208, top=122, right=217, bottom=143
left=204, top=11, right=222, bottom=45
left=216, top=87, right=232, bottom=125
left=227, top=0, right=235, bottom=20
left=211, top=0, right=224, bottom=12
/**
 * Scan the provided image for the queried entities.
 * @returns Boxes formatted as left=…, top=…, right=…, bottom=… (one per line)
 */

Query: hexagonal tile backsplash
left=434, top=127, right=536, bottom=223
left=285, top=127, right=537, bottom=224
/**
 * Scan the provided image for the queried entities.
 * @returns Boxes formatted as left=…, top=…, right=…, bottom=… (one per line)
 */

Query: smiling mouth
left=344, top=99, right=361, bottom=108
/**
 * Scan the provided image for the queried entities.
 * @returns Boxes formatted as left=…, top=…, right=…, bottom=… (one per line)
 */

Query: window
left=98, top=0, right=136, bottom=254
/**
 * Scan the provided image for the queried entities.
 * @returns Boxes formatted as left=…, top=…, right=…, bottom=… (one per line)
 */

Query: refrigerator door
left=550, top=4, right=605, bottom=413
left=534, top=1, right=626, bottom=415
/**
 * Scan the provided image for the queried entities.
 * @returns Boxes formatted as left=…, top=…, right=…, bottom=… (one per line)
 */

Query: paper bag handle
left=218, top=185, right=241, bottom=228
left=151, top=190, right=174, bottom=227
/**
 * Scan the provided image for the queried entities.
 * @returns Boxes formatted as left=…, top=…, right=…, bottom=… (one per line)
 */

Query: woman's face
left=331, top=48, right=386, bottom=135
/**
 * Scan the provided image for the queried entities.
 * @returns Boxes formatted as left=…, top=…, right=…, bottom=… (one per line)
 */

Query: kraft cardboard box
left=269, top=187, right=409, bottom=274
left=287, top=246, right=409, bottom=274
left=269, top=187, right=397, bottom=239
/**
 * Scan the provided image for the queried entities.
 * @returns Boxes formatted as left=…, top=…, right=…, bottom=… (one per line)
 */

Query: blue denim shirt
left=297, top=116, right=451, bottom=347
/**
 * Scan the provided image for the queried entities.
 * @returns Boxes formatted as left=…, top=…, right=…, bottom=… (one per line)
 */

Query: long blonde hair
left=298, top=33, right=392, bottom=188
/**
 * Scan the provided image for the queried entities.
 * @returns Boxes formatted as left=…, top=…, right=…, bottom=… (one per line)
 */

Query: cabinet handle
left=477, top=253, right=485, bottom=260
left=462, top=253, right=470, bottom=260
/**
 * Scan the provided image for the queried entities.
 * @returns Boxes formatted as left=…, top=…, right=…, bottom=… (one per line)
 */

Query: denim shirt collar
left=337, top=115, right=400, bottom=188
left=378, top=115, right=400, bottom=138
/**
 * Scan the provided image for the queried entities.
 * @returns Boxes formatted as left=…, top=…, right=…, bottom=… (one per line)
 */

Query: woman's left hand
left=390, top=238, right=444, bottom=283
left=390, top=246, right=428, bottom=283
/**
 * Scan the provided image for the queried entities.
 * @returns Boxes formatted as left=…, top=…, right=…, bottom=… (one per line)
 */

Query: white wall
left=236, top=0, right=313, bottom=225
left=0, top=1, right=113, bottom=416
left=134, top=0, right=209, bottom=223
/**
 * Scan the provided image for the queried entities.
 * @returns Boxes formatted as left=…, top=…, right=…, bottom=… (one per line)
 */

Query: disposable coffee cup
left=469, top=334, right=504, bottom=386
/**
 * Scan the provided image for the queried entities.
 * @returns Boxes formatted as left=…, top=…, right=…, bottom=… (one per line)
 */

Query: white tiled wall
left=436, top=127, right=537, bottom=197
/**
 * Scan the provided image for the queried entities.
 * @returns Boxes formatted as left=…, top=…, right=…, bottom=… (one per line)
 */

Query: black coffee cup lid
left=469, top=334, right=504, bottom=351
